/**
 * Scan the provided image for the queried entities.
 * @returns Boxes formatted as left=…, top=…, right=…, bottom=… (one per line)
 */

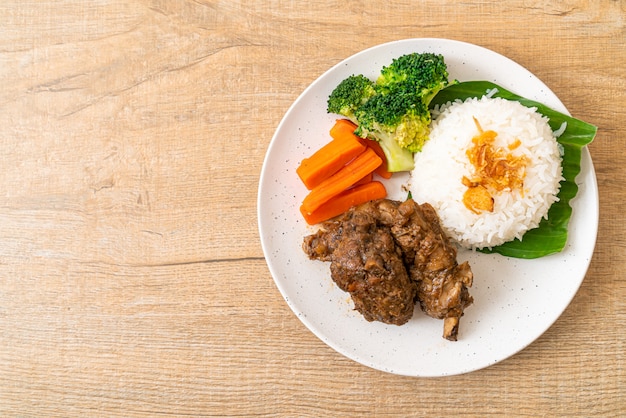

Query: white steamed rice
left=410, top=95, right=564, bottom=249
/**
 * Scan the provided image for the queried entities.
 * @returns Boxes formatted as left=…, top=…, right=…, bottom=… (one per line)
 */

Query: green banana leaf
left=429, top=81, right=597, bottom=259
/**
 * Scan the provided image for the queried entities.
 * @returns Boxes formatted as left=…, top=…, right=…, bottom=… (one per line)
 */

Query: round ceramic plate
left=257, top=38, right=598, bottom=377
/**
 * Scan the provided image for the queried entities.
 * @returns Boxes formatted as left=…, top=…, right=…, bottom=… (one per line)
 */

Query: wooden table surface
left=1, top=1, right=624, bottom=416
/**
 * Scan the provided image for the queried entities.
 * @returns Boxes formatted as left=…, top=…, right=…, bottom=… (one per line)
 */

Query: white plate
left=257, top=38, right=598, bottom=377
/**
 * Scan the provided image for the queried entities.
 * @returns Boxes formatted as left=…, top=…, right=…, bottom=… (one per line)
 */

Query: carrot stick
left=365, top=139, right=393, bottom=179
left=330, top=119, right=392, bottom=179
left=352, top=172, right=373, bottom=187
left=329, top=118, right=360, bottom=141
left=301, top=147, right=382, bottom=214
left=296, top=133, right=366, bottom=190
left=300, top=181, right=387, bottom=225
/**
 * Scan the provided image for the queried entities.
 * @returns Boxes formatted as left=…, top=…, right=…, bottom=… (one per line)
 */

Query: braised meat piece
left=300, top=219, right=342, bottom=262
left=303, top=205, right=416, bottom=325
left=303, top=198, right=473, bottom=341
left=377, top=199, right=474, bottom=341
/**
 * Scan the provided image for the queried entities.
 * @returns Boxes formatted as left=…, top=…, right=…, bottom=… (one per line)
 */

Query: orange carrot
left=352, top=172, right=373, bottom=187
left=296, top=133, right=366, bottom=190
left=329, top=118, right=360, bottom=142
left=330, top=119, right=392, bottom=179
left=301, top=147, right=382, bottom=214
left=300, top=181, right=387, bottom=225
left=365, top=139, right=393, bottom=179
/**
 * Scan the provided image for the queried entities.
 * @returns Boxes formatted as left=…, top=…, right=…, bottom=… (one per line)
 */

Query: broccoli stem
left=375, top=132, right=415, bottom=172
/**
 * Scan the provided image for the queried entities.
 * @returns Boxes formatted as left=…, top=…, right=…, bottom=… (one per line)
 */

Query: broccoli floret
left=326, top=74, right=377, bottom=118
left=354, top=90, right=430, bottom=171
left=376, top=52, right=451, bottom=104
left=326, top=53, right=452, bottom=172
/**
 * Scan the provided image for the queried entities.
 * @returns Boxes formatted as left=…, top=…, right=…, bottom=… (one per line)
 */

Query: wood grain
left=0, top=1, right=624, bottom=416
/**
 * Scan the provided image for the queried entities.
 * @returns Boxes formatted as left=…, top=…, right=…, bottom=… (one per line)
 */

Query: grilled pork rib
left=303, top=198, right=473, bottom=340
left=303, top=205, right=416, bottom=325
